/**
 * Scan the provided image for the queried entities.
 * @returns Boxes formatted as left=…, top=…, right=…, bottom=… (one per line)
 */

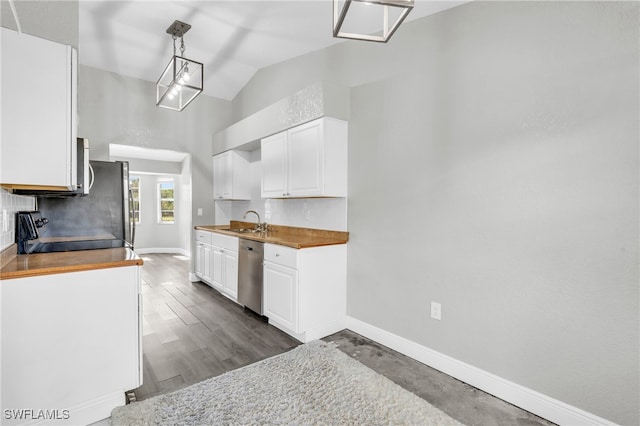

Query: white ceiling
left=79, top=1, right=466, bottom=101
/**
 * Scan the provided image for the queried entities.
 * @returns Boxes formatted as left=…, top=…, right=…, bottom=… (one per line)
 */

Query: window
left=158, top=180, right=175, bottom=224
left=129, top=176, right=141, bottom=224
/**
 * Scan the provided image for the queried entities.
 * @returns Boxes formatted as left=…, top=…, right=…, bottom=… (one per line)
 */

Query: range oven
left=16, top=211, right=129, bottom=255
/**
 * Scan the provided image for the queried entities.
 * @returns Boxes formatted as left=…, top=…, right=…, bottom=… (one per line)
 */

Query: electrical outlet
left=430, top=302, right=442, bottom=321
left=197, top=208, right=203, bottom=216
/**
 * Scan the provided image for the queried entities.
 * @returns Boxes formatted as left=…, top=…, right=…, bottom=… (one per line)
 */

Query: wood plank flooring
left=134, top=253, right=555, bottom=425
left=133, top=254, right=299, bottom=401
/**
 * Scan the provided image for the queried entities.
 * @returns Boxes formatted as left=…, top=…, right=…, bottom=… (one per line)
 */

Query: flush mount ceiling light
left=156, top=20, right=204, bottom=111
left=333, top=0, right=414, bottom=43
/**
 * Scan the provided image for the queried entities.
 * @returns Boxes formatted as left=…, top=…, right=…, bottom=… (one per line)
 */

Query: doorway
left=110, top=143, right=192, bottom=256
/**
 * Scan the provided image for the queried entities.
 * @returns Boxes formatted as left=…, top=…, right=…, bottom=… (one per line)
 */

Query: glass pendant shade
left=333, top=0, right=414, bottom=43
left=156, top=55, right=203, bottom=111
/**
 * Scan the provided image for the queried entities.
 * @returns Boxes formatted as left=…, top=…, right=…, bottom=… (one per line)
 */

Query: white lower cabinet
left=194, top=230, right=239, bottom=302
left=195, top=230, right=213, bottom=283
left=1, top=265, right=142, bottom=426
left=211, top=246, right=238, bottom=297
left=222, top=249, right=239, bottom=300
left=263, top=243, right=347, bottom=343
left=195, top=230, right=346, bottom=342
left=195, top=241, right=212, bottom=283
left=263, top=261, right=298, bottom=332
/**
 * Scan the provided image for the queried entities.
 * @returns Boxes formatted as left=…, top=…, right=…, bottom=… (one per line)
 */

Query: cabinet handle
left=275, top=253, right=280, bottom=257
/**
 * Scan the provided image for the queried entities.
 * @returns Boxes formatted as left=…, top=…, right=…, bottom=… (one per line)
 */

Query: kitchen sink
left=227, top=228, right=262, bottom=234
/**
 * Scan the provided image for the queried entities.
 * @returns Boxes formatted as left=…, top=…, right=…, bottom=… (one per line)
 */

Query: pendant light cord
left=172, top=36, right=186, bottom=58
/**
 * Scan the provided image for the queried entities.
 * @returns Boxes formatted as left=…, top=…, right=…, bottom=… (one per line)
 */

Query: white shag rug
left=111, top=340, right=462, bottom=425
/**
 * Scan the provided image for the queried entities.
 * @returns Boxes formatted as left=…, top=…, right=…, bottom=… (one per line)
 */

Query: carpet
left=111, top=340, right=462, bottom=425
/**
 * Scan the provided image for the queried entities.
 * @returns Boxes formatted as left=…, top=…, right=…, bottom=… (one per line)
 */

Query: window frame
left=157, top=179, right=175, bottom=224
left=129, top=175, right=141, bottom=225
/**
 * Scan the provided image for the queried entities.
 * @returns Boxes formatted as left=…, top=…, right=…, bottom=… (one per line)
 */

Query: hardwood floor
left=134, top=253, right=555, bottom=425
left=134, top=253, right=299, bottom=401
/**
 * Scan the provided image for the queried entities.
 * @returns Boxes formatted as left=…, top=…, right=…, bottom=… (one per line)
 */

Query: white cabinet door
left=264, top=262, right=298, bottom=334
left=223, top=250, right=238, bottom=300
left=210, top=247, right=224, bottom=292
left=195, top=242, right=205, bottom=278
left=195, top=242, right=213, bottom=284
left=210, top=246, right=238, bottom=300
left=212, top=150, right=251, bottom=200
left=202, top=244, right=213, bottom=283
left=1, top=28, right=77, bottom=190
left=260, top=117, right=347, bottom=198
left=261, top=131, right=288, bottom=198
left=213, top=152, right=231, bottom=199
left=287, top=119, right=324, bottom=197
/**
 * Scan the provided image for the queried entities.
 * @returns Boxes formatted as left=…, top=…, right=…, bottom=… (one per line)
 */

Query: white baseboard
left=345, top=316, right=616, bottom=426
left=134, top=247, right=190, bottom=257
left=17, top=391, right=124, bottom=426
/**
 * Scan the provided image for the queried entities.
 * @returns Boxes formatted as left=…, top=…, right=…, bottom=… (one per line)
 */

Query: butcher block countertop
left=195, top=221, right=349, bottom=249
left=0, top=245, right=143, bottom=280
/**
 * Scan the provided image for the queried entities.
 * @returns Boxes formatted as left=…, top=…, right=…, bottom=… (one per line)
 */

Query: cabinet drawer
left=195, top=230, right=212, bottom=245
left=212, top=233, right=239, bottom=252
left=264, top=243, right=297, bottom=269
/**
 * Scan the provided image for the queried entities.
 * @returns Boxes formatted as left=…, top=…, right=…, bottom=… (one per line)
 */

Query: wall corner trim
left=345, top=316, right=617, bottom=426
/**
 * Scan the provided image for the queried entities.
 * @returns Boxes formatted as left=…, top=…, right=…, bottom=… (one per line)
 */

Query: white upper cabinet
left=260, top=131, right=288, bottom=198
left=261, top=117, right=347, bottom=198
left=213, top=150, right=251, bottom=200
left=1, top=28, right=77, bottom=190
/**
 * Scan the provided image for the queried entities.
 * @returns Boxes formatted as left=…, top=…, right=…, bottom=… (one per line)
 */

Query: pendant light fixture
left=333, top=0, right=414, bottom=43
left=156, top=20, right=203, bottom=111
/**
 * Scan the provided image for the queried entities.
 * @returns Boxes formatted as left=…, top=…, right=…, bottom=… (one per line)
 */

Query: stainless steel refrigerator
left=33, top=160, right=135, bottom=252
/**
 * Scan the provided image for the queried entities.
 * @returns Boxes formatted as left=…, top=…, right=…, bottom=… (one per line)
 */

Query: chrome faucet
left=243, top=210, right=266, bottom=232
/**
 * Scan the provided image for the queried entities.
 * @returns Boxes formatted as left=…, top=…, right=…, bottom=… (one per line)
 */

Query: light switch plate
left=431, top=302, right=442, bottom=321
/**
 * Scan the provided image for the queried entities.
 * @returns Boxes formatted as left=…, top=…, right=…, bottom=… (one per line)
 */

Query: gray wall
left=231, top=2, right=639, bottom=424
left=78, top=65, right=232, bottom=259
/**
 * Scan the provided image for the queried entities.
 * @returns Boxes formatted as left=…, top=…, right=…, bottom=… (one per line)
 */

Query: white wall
left=230, top=2, right=639, bottom=424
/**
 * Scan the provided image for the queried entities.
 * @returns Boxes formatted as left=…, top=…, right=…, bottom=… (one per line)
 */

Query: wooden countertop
left=0, top=245, right=143, bottom=280
left=195, top=221, right=348, bottom=249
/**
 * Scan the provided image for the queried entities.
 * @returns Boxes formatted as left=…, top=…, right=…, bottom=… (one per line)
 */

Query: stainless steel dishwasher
left=238, top=238, right=264, bottom=315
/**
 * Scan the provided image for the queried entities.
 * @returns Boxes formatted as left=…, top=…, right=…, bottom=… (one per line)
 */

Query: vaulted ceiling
left=78, top=1, right=466, bottom=101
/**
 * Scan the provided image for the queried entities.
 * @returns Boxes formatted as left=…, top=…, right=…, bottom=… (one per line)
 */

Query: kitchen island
left=1, top=245, right=143, bottom=426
